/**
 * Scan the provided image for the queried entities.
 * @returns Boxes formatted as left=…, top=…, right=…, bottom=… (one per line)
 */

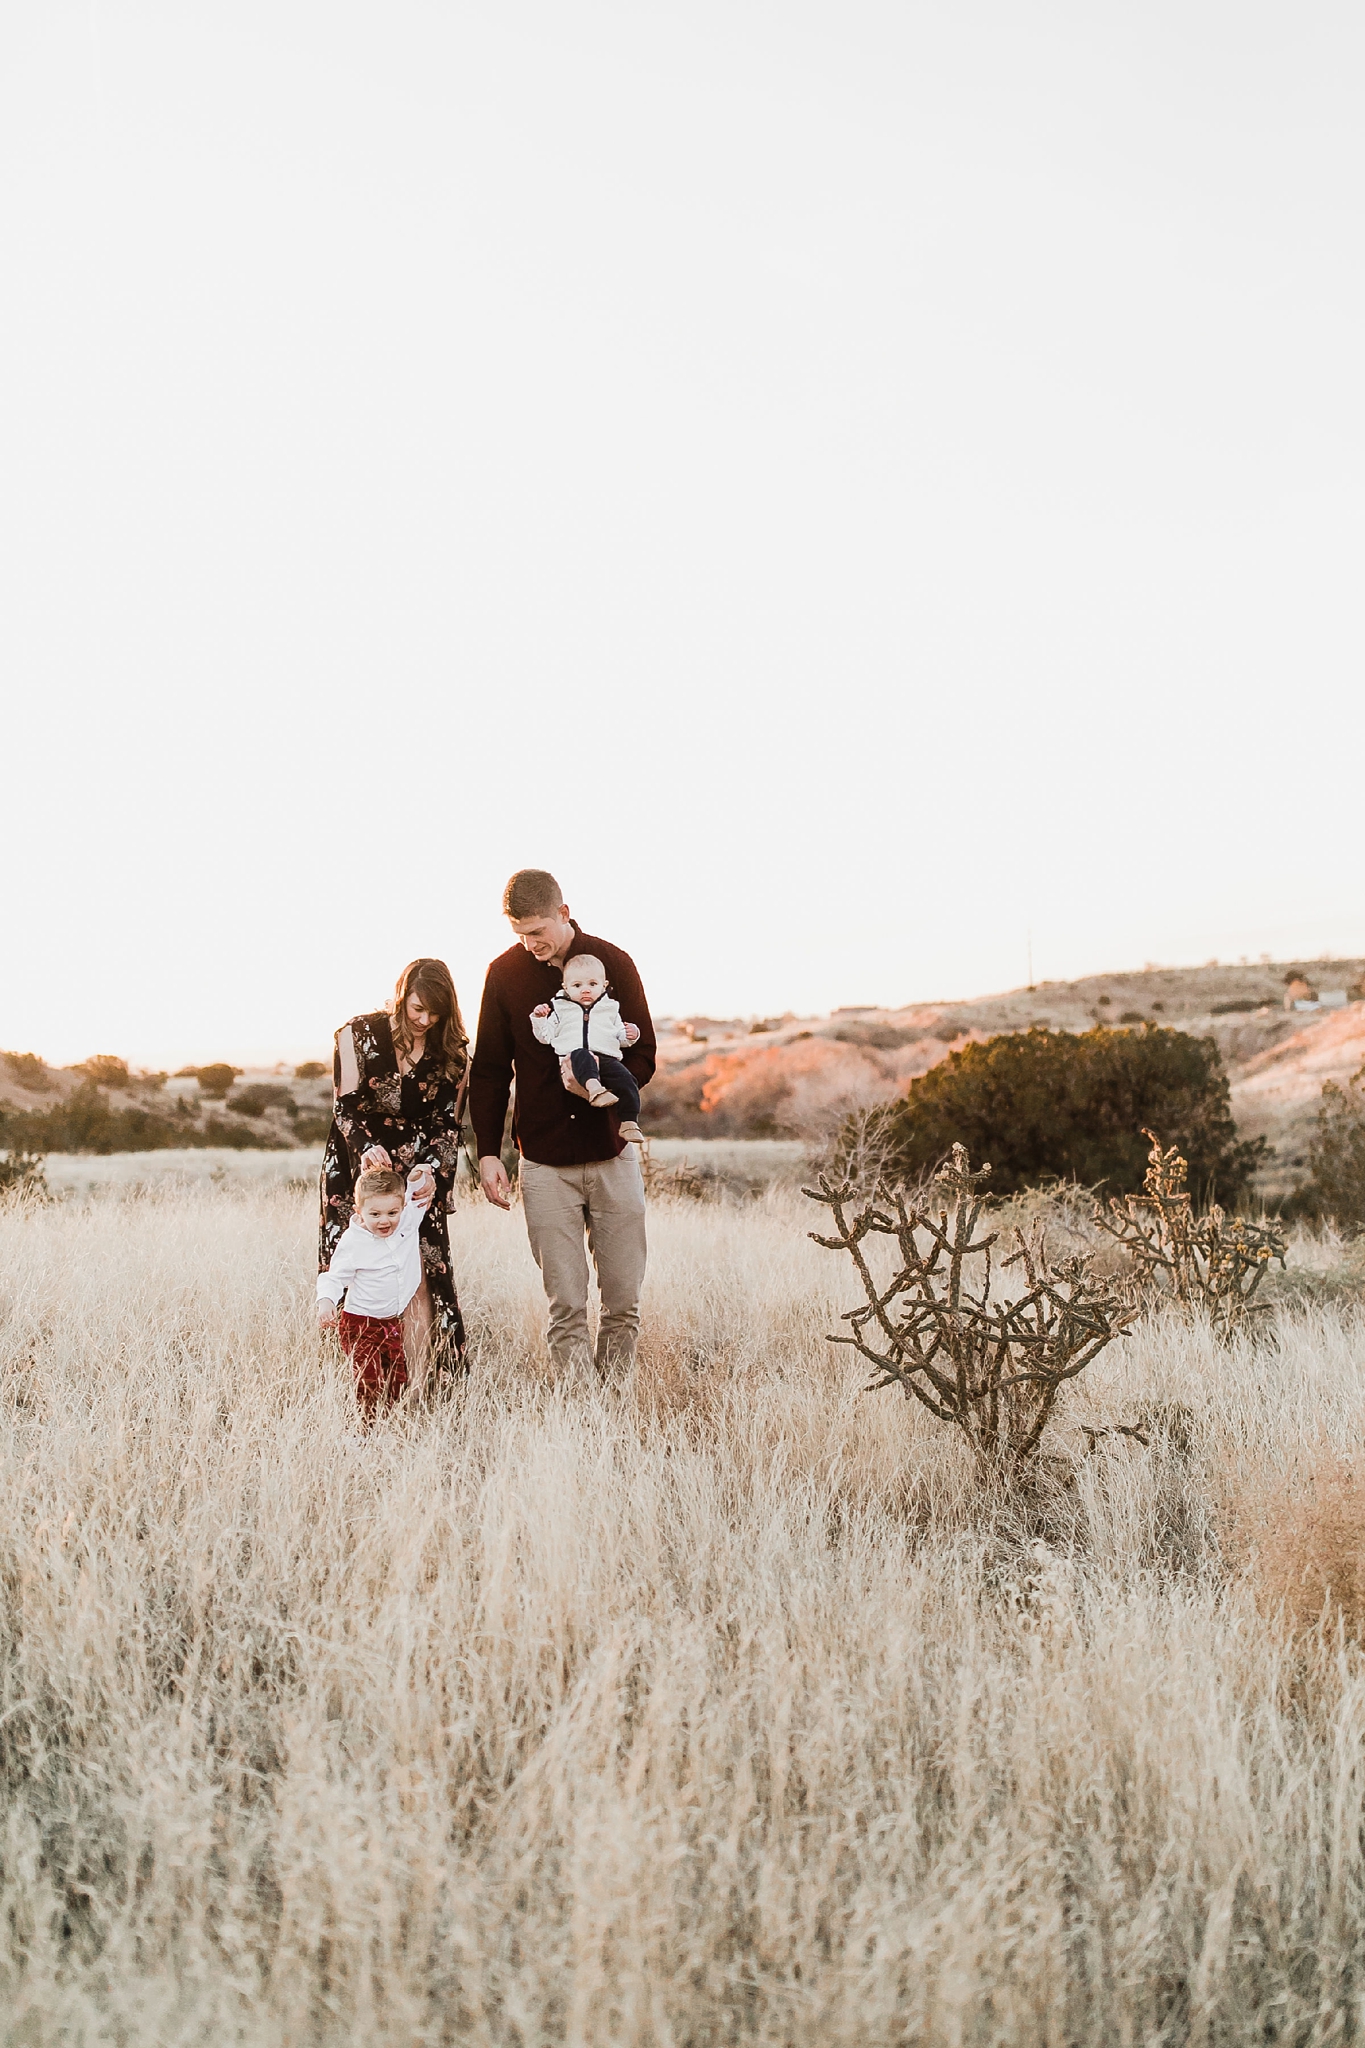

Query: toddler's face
left=357, top=1193, right=405, bottom=1237
left=564, top=966, right=607, bottom=1006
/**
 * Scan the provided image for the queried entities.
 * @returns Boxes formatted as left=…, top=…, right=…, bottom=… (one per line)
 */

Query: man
left=470, top=869, right=656, bottom=1381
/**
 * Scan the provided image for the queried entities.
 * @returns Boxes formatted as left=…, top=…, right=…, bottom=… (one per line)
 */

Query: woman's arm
left=333, top=1023, right=399, bottom=1164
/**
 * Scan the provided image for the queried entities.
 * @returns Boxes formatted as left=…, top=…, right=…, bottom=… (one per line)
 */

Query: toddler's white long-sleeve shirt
left=531, top=992, right=630, bottom=1058
left=317, top=1192, right=429, bottom=1318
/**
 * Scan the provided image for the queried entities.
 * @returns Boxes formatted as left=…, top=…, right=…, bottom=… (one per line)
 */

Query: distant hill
left=7, top=957, right=1364, bottom=1196
left=650, top=958, right=1365, bottom=1198
left=0, top=1054, right=332, bottom=1154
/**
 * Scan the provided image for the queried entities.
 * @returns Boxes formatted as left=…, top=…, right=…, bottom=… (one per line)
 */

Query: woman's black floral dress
left=318, top=1011, right=467, bottom=1363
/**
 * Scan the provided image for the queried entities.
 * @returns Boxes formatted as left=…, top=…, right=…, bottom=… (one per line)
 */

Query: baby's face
left=564, top=967, right=606, bottom=1007
left=357, top=1193, right=405, bottom=1237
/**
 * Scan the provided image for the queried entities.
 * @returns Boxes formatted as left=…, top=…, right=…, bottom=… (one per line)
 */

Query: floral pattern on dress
left=318, top=1009, right=468, bottom=1364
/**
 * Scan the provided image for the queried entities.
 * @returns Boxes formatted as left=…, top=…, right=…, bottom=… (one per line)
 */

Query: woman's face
left=405, top=990, right=441, bottom=1036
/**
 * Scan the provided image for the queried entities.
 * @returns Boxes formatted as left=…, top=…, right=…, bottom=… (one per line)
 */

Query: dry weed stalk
left=806, top=1144, right=1138, bottom=1477
left=1093, top=1130, right=1285, bottom=1338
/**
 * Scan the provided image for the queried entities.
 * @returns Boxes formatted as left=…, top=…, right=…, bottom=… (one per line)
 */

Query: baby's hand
left=532, top=1004, right=552, bottom=1018
left=317, top=1299, right=338, bottom=1329
left=623, top=1022, right=641, bottom=1045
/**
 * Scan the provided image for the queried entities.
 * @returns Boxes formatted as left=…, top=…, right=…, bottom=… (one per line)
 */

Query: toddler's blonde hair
left=354, top=1168, right=405, bottom=1205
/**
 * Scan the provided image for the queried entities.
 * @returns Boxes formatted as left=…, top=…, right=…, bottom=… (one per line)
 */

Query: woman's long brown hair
left=389, top=959, right=468, bottom=1081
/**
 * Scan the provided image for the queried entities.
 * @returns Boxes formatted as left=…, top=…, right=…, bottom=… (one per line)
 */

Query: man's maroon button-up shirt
left=469, top=924, right=657, bottom=1166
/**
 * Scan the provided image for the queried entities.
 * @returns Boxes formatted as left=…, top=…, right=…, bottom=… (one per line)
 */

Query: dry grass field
left=3, top=1175, right=1365, bottom=2044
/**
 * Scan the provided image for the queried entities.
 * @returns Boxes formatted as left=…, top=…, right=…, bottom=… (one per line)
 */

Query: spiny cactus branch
left=806, top=1144, right=1137, bottom=1477
left=1092, top=1130, right=1285, bottom=1339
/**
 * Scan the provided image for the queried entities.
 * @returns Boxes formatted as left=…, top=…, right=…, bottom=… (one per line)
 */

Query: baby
left=531, top=953, right=645, bottom=1143
left=317, top=1164, right=434, bottom=1418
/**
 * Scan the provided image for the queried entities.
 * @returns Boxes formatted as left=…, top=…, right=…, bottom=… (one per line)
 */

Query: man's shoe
left=617, top=1121, right=644, bottom=1143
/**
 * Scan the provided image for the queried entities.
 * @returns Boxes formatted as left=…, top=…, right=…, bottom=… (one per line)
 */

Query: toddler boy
left=317, top=1164, right=434, bottom=1417
left=531, top=953, right=644, bottom=1143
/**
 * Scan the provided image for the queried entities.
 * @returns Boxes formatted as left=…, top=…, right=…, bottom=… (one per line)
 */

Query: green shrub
left=858, top=1025, right=1264, bottom=1203
left=293, top=1061, right=328, bottom=1081
left=173, top=1064, right=241, bottom=1098
left=2, top=1051, right=53, bottom=1093
left=1303, top=1068, right=1365, bottom=1227
left=227, top=1085, right=296, bottom=1118
left=77, top=1055, right=132, bottom=1089
left=0, top=1085, right=288, bottom=1155
left=290, top=1112, right=333, bottom=1144
left=0, top=1150, right=47, bottom=1197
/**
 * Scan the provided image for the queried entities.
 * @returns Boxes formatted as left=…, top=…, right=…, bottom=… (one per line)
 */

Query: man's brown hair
left=354, top=1167, right=405, bottom=1205
left=503, top=869, right=564, bottom=919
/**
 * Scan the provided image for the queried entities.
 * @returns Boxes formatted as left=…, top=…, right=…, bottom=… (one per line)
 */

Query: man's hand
left=359, top=1145, right=392, bottom=1171
left=480, top=1155, right=512, bottom=1209
left=317, top=1299, right=338, bottom=1329
left=407, top=1165, right=436, bottom=1205
left=623, top=1022, right=640, bottom=1046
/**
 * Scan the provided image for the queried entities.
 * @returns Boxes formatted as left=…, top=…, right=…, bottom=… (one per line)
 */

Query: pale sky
left=3, top=2, right=1362, bottom=1069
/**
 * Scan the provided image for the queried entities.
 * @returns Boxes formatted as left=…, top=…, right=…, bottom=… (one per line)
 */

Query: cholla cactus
left=1092, top=1130, right=1285, bottom=1338
left=806, top=1145, right=1137, bottom=1478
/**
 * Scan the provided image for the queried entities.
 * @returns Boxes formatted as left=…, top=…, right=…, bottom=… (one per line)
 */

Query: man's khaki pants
left=519, top=1151, right=647, bottom=1379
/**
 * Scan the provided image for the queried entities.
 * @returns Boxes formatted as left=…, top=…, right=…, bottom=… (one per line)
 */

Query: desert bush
left=0, top=1150, right=46, bottom=1198
left=1302, top=1065, right=1365, bottom=1228
left=0, top=1084, right=289, bottom=1155
left=1094, top=1132, right=1285, bottom=1339
left=76, top=1053, right=132, bottom=1089
left=806, top=1145, right=1136, bottom=1478
left=290, top=1111, right=333, bottom=1144
left=228, top=1084, right=296, bottom=1118
left=293, top=1060, right=328, bottom=1081
left=174, top=1062, right=242, bottom=1098
left=2, top=1050, right=53, bottom=1092
left=859, top=1024, right=1263, bottom=1202
left=1237, top=1447, right=1365, bottom=1638
left=829, top=1021, right=921, bottom=1051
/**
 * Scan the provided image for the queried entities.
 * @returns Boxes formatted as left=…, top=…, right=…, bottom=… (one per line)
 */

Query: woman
left=319, top=958, right=470, bottom=1385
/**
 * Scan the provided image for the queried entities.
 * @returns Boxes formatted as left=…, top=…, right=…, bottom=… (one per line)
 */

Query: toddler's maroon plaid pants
left=337, top=1309, right=408, bottom=1420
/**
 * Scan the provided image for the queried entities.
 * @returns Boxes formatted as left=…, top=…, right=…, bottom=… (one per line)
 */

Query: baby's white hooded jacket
left=532, top=992, right=631, bottom=1059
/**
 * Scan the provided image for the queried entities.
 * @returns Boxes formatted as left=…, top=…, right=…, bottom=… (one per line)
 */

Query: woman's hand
left=360, top=1146, right=392, bottom=1171
left=407, top=1165, right=437, bottom=1205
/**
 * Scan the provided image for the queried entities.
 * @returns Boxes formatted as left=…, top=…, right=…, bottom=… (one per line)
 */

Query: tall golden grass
left=2, top=1179, right=1365, bottom=2043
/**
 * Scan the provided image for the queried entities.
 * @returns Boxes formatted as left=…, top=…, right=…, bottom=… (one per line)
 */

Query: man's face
left=509, top=905, right=574, bottom=963
left=357, top=1193, right=405, bottom=1237
left=563, top=962, right=607, bottom=1007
